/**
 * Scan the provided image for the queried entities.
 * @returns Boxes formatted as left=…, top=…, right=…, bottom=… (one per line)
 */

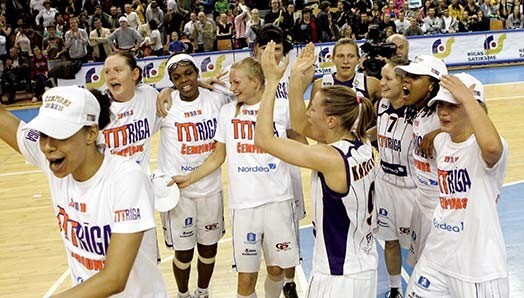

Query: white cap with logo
left=429, top=72, right=485, bottom=106
left=118, top=16, right=128, bottom=23
left=394, top=55, right=448, bottom=80
left=28, top=86, right=100, bottom=140
left=150, top=170, right=180, bottom=212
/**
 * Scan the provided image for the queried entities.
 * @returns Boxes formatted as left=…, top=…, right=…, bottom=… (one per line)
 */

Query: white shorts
left=306, top=269, right=377, bottom=298
left=161, top=191, right=225, bottom=251
left=290, top=165, right=306, bottom=222
left=407, top=200, right=434, bottom=267
left=406, top=256, right=509, bottom=298
left=374, top=179, right=416, bottom=248
left=231, top=200, right=300, bottom=273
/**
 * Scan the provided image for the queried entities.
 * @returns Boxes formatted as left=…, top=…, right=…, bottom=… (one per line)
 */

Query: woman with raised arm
left=0, top=86, right=167, bottom=297
left=255, top=42, right=378, bottom=298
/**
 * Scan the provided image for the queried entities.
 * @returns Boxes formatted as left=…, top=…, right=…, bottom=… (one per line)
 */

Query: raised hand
left=261, top=40, right=289, bottom=83
left=290, top=42, right=316, bottom=92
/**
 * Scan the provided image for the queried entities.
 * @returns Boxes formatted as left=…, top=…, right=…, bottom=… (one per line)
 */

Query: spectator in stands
left=43, top=24, right=65, bottom=69
left=465, top=0, right=480, bottom=17
left=282, top=3, right=296, bottom=39
left=216, top=13, right=232, bottom=49
left=30, top=45, right=48, bottom=102
left=386, top=33, right=409, bottom=59
left=183, top=13, right=198, bottom=40
left=379, top=11, right=398, bottom=33
left=435, top=0, right=447, bottom=17
left=441, top=8, right=459, bottom=33
left=125, top=3, right=142, bottom=30
left=132, top=0, right=146, bottom=24
left=423, top=7, right=441, bottom=34
left=507, top=6, right=524, bottom=28
left=474, top=9, right=491, bottom=30
left=88, top=17, right=112, bottom=62
left=340, top=21, right=356, bottom=39
left=108, top=16, right=144, bottom=53
left=2, top=46, right=30, bottom=104
left=192, top=11, right=214, bottom=52
left=107, top=6, right=121, bottom=31
left=142, top=19, right=163, bottom=56
left=234, top=1, right=250, bottom=49
left=78, top=10, right=90, bottom=31
left=145, top=1, right=164, bottom=33
left=382, top=0, right=401, bottom=19
left=404, top=17, right=424, bottom=36
left=449, top=0, right=465, bottom=21
left=334, top=1, right=349, bottom=28
left=317, top=1, right=333, bottom=42
left=265, top=0, right=285, bottom=28
left=35, top=1, right=58, bottom=28
left=15, top=24, right=32, bottom=58
left=292, top=7, right=318, bottom=44
left=480, top=0, right=498, bottom=18
left=458, top=10, right=474, bottom=32
left=64, top=17, right=88, bottom=63
left=246, top=9, right=264, bottom=44
left=166, top=31, right=187, bottom=54
left=89, top=5, right=111, bottom=30
left=356, top=12, right=371, bottom=39
left=0, top=16, right=12, bottom=49
left=395, top=11, right=411, bottom=34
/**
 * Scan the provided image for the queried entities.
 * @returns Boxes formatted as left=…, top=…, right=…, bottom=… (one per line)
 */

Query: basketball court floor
left=0, top=65, right=523, bottom=297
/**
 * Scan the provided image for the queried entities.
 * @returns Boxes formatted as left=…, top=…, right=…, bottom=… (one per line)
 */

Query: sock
left=177, top=291, right=191, bottom=298
left=389, top=274, right=402, bottom=289
left=237, top=291, right=257, bottom=298
left=264, top=275, right=284, bottom=298
left=284, top=276, right=295, bottom=284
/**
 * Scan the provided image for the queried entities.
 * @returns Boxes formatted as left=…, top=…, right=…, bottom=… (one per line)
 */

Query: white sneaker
left=32, top=97, right=38, bottom=103
left=194, top=289, right=209, bottom=298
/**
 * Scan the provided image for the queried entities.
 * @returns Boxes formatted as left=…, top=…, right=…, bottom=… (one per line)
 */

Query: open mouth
left=48, top=157, right=65, bottom=172
left=402, top=86, right=410, bottom=99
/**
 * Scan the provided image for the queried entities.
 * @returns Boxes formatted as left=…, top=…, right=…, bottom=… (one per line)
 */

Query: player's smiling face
left=39, top=128, right=94, bottom=180
left=380, top=63, right=402, bottom=100
left=333, top=44, right=359, bottom=80
left=103, top=55, right=139, bottom=102
left=229, top=68, right=260, bottom=105
left=170, top=62, right=199, bottom=101
left=437, top=101, right=469, bottom=140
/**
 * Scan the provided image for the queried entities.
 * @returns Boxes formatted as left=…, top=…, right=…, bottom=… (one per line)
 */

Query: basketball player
left=100, top=51, right=160, bottom=172
left=394, top=55, right=448, bottom=266
left=156, top=24, right=306, bottom=298
left=374, top=56, right=416, bottom=298
left=406, top=73, right=509, bottom=297
left=0, top=86, right=168, bottom=297
left=157, top=53, right=229, bottom=298
left=256, top=42, right=378, bottom=298
left=310, top=38, right=381, bottom=103
left=172, top=57, right=300, bottom=298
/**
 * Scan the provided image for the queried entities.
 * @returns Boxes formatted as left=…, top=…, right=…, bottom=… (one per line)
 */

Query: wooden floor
left=0, top=83, right=523, bottom=298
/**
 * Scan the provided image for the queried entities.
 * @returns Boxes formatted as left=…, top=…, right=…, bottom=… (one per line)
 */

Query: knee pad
left=173, top=256, right=192, bottom=270
left=198, top=255, right=216, bottom=265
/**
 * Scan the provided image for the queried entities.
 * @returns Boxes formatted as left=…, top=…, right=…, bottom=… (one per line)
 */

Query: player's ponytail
left=320, top=85, right=375, bottom=140
left=89, top=89, right=112, bottom=130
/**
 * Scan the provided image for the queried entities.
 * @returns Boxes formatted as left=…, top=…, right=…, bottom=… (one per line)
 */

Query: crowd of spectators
left=0, top=0, right=522, bottom=104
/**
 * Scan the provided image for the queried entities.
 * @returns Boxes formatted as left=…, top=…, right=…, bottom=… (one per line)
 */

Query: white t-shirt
left=423, top=133, right=508, bottom=283
left=16, top=123, right=167, bottom=297
left=214, top=99, right=293, bottom=209
left=376, top=98, right=416, bottom=188
left=100, top=84, right=160, bottom=172
left=311, top=139, right=378, bottom=275
left=412, top=107, right=440, bottom=212
left=150, top=29, right=163, bottom=51
left=157, top=87, right=229, bottom=197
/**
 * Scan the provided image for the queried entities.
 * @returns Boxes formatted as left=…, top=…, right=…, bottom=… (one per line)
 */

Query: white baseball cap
left=118, top=16, right=128, bottom=23
left=395, top=55, right=448, bottom=80
left=429, top=72, right=485, bottom=106
left=150, top=170, right=180, bottom=212
left=166, top=53, right=197, bottom=72
left=28, top=86, right=100, bottom=140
